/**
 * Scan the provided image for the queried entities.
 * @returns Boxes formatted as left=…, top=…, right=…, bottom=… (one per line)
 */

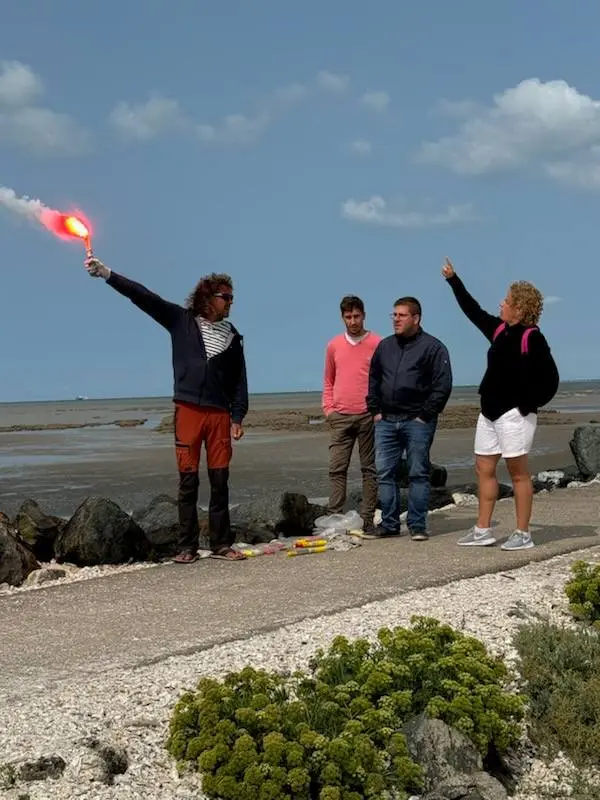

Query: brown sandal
left=210, top=548, right=247, bottom=562
left=173, top=551, right=198, bottom=564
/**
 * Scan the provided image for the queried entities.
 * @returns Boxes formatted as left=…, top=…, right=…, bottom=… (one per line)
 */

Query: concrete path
left=1, top=486, right=599, bottom=701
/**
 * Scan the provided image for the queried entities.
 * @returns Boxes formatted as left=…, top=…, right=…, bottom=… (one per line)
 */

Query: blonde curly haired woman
left=442, top=258, right=559, bottom=551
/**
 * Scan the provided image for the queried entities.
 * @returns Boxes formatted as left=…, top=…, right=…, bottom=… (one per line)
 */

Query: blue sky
left=1, top=0, right=599, bottom=401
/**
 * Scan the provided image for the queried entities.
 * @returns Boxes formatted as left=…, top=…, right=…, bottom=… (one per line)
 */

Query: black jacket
left=446, top=274, right=559, bottom=420
left=106, top=272, right=249, bottom=423
left=367, top=330, right=453, bottom=422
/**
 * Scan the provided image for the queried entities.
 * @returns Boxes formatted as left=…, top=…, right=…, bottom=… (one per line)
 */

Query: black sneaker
left=373, top=525, right=401, bottom=538
left=409, top=530, right=429, bottom=541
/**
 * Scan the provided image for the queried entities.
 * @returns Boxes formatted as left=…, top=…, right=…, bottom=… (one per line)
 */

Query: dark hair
left=340, top=295, right=365, bottom=315
left=394, top=296, right=422, bottom=318
left=185, top=272, right=233, bottom=316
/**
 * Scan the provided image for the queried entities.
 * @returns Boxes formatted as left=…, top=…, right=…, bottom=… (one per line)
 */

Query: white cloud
left=418, top=78, right=600, bottom=181
left=111, top=71, right=351, bottom=148
left=197, top=112, right=270, bottom=146
left=0, top=107, right=89, bottom=155
left=316, top=70, right=350, bottom=94
left=110, top=95, right=186, bottom=140
left=544, top=151, right=600, bottom=189
left=196, top=79, right=318, bottom=146
left=543, top=295, right=562, bottom=305
left=271, top=82, right=309, bottom=107
left=341, top=196, right=476, bottom=228
left=0, top=61, right=42, bottom=106
left=361, top=91, right=390, bottom=112
left=434, top=98, right=481, bottom=119
left=350, top=138, right=372, bottom=155
left=0, top=61, right=88, bottom=155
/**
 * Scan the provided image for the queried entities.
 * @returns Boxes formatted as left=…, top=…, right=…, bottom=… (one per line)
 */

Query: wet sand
left=0, top=414, right=587, bottom=518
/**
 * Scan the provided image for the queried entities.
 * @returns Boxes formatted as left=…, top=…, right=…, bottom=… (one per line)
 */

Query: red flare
left=40, top=209, right=93, bottom=251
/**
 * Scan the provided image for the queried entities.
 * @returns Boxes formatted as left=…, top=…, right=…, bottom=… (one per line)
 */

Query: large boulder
left=132, top=494, right=180, bottom=557
left=15, top=498, right=65, bottom=562
left=231, top=492, right=326, bottom=538
left=570, top=426, right=600, bottom=478
left=55, top=497, right=150, bottom=566
left=403, top=714, right=508, bottom=800
left=0, top=511, right=40, bottom=586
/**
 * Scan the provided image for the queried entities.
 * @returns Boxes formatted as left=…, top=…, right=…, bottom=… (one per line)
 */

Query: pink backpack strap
left=492, top=322, right=506, bottom=341
left=521, top=326, right=538, bottom=355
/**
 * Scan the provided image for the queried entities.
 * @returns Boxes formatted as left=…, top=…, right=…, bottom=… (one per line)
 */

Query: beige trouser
left=327, top=411, right=377, bottom=525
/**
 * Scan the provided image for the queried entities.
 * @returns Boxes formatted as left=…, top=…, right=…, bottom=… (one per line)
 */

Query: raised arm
left=441, top=258, right=501, bottom=341
left=420, top=342, right=453, bottom=422
left=85, top=257, right=181, bottom=331
left=366, top=343, right=383, bottom=416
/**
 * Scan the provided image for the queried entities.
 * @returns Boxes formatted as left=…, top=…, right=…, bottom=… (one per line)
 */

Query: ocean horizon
left=1, top=377, right=600, bottom=407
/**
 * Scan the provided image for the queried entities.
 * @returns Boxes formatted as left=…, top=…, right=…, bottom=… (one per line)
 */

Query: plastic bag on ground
left=313, top=510, right=363, bottom=532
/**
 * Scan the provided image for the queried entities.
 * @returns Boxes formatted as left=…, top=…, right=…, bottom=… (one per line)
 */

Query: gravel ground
left=2, top=547, right=600, bottom=799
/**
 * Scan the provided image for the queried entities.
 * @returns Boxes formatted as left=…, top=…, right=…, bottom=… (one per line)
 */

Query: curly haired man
left=84, top=256, right=248, bottom=563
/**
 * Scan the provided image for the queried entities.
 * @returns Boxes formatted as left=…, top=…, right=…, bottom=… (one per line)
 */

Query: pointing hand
left=441, top=257, right=455, bottom=279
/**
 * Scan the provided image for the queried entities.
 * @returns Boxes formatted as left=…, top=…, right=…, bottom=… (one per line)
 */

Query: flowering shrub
left=565, top=560, right=600, bottom=626
left=167, top=617, right=523, bottom=799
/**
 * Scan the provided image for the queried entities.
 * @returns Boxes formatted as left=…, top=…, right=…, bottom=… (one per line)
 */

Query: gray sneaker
left=457, top=527, right=496, bottom=546
left=501, top=531, right=534, bottom=551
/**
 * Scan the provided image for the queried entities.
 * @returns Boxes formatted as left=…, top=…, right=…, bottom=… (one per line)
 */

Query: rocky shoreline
left=2, top=421, right=600, bottom=591
left=155, top=404, right=578, bottom=434
left=2, top=462, right=600, bottom=596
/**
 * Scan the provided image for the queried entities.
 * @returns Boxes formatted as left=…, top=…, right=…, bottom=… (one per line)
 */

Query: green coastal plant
left=514, top=620, right=600, bottom=766
left=564, top=560, right=600, bottom=626
left=167, top=617, right=523, bottom=799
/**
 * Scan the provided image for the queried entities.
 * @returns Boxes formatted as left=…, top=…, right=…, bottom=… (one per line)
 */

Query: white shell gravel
left=2, top=546, right=600, bottom=799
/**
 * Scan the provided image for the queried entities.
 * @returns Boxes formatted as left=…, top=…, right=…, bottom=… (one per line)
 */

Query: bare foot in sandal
left=210, top=547, right=247, bottom=561
left=173, top=551, right=198, bottom=564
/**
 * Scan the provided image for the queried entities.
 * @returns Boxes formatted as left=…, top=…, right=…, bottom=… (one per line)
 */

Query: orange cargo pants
left=174, top=402, right=233, bottom=553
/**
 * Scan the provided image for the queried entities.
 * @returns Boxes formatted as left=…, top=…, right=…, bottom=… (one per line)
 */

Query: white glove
left=84, top=256, right=111, bottom=280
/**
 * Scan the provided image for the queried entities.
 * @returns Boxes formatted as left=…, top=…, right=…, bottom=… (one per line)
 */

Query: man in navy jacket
left=84, top=256, right=248, bottom=563
left=367, top=296, right=452, bottom=541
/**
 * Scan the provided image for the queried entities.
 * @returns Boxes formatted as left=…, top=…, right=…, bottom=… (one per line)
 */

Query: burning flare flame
left=39, top=208, right=93, bottom=249
left=64, top=215, right=89, bottom=239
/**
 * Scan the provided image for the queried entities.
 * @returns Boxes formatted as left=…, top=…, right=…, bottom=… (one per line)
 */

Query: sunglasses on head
left=214, top=292, right=234, bottom=302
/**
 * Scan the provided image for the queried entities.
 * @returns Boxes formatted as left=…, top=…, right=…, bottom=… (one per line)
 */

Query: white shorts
left=474, top=407, right=537, bottom=459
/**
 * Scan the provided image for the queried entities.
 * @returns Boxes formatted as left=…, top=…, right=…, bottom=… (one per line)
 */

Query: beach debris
left=18, top=755, right=66, bottom=783
left=63, top=737, right=128, bottom=786
left=287, top=545, right=329, bottom=556
left=452, top=492, right=479, bottom=506
left=24, top=566, right=67, bottom=587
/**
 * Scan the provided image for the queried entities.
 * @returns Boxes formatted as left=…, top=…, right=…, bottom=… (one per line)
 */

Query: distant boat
left=75, top=395, right=89, bottom=401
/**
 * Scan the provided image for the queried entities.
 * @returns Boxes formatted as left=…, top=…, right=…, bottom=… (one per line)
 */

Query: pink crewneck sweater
left=322, top=331, right=382, bottom=415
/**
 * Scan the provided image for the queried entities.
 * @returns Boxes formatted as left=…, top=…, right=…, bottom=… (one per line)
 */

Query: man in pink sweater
left=322, top=295, right=382, bottom=531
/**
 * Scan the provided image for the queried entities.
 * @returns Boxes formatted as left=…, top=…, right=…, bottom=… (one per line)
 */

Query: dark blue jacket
left=367, top=330, right=452, bottom=422
left=106, top=272, right=248, bottom=423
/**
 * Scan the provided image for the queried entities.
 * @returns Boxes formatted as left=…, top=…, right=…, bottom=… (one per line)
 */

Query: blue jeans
left=374, top=416, right=437, bottom=532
